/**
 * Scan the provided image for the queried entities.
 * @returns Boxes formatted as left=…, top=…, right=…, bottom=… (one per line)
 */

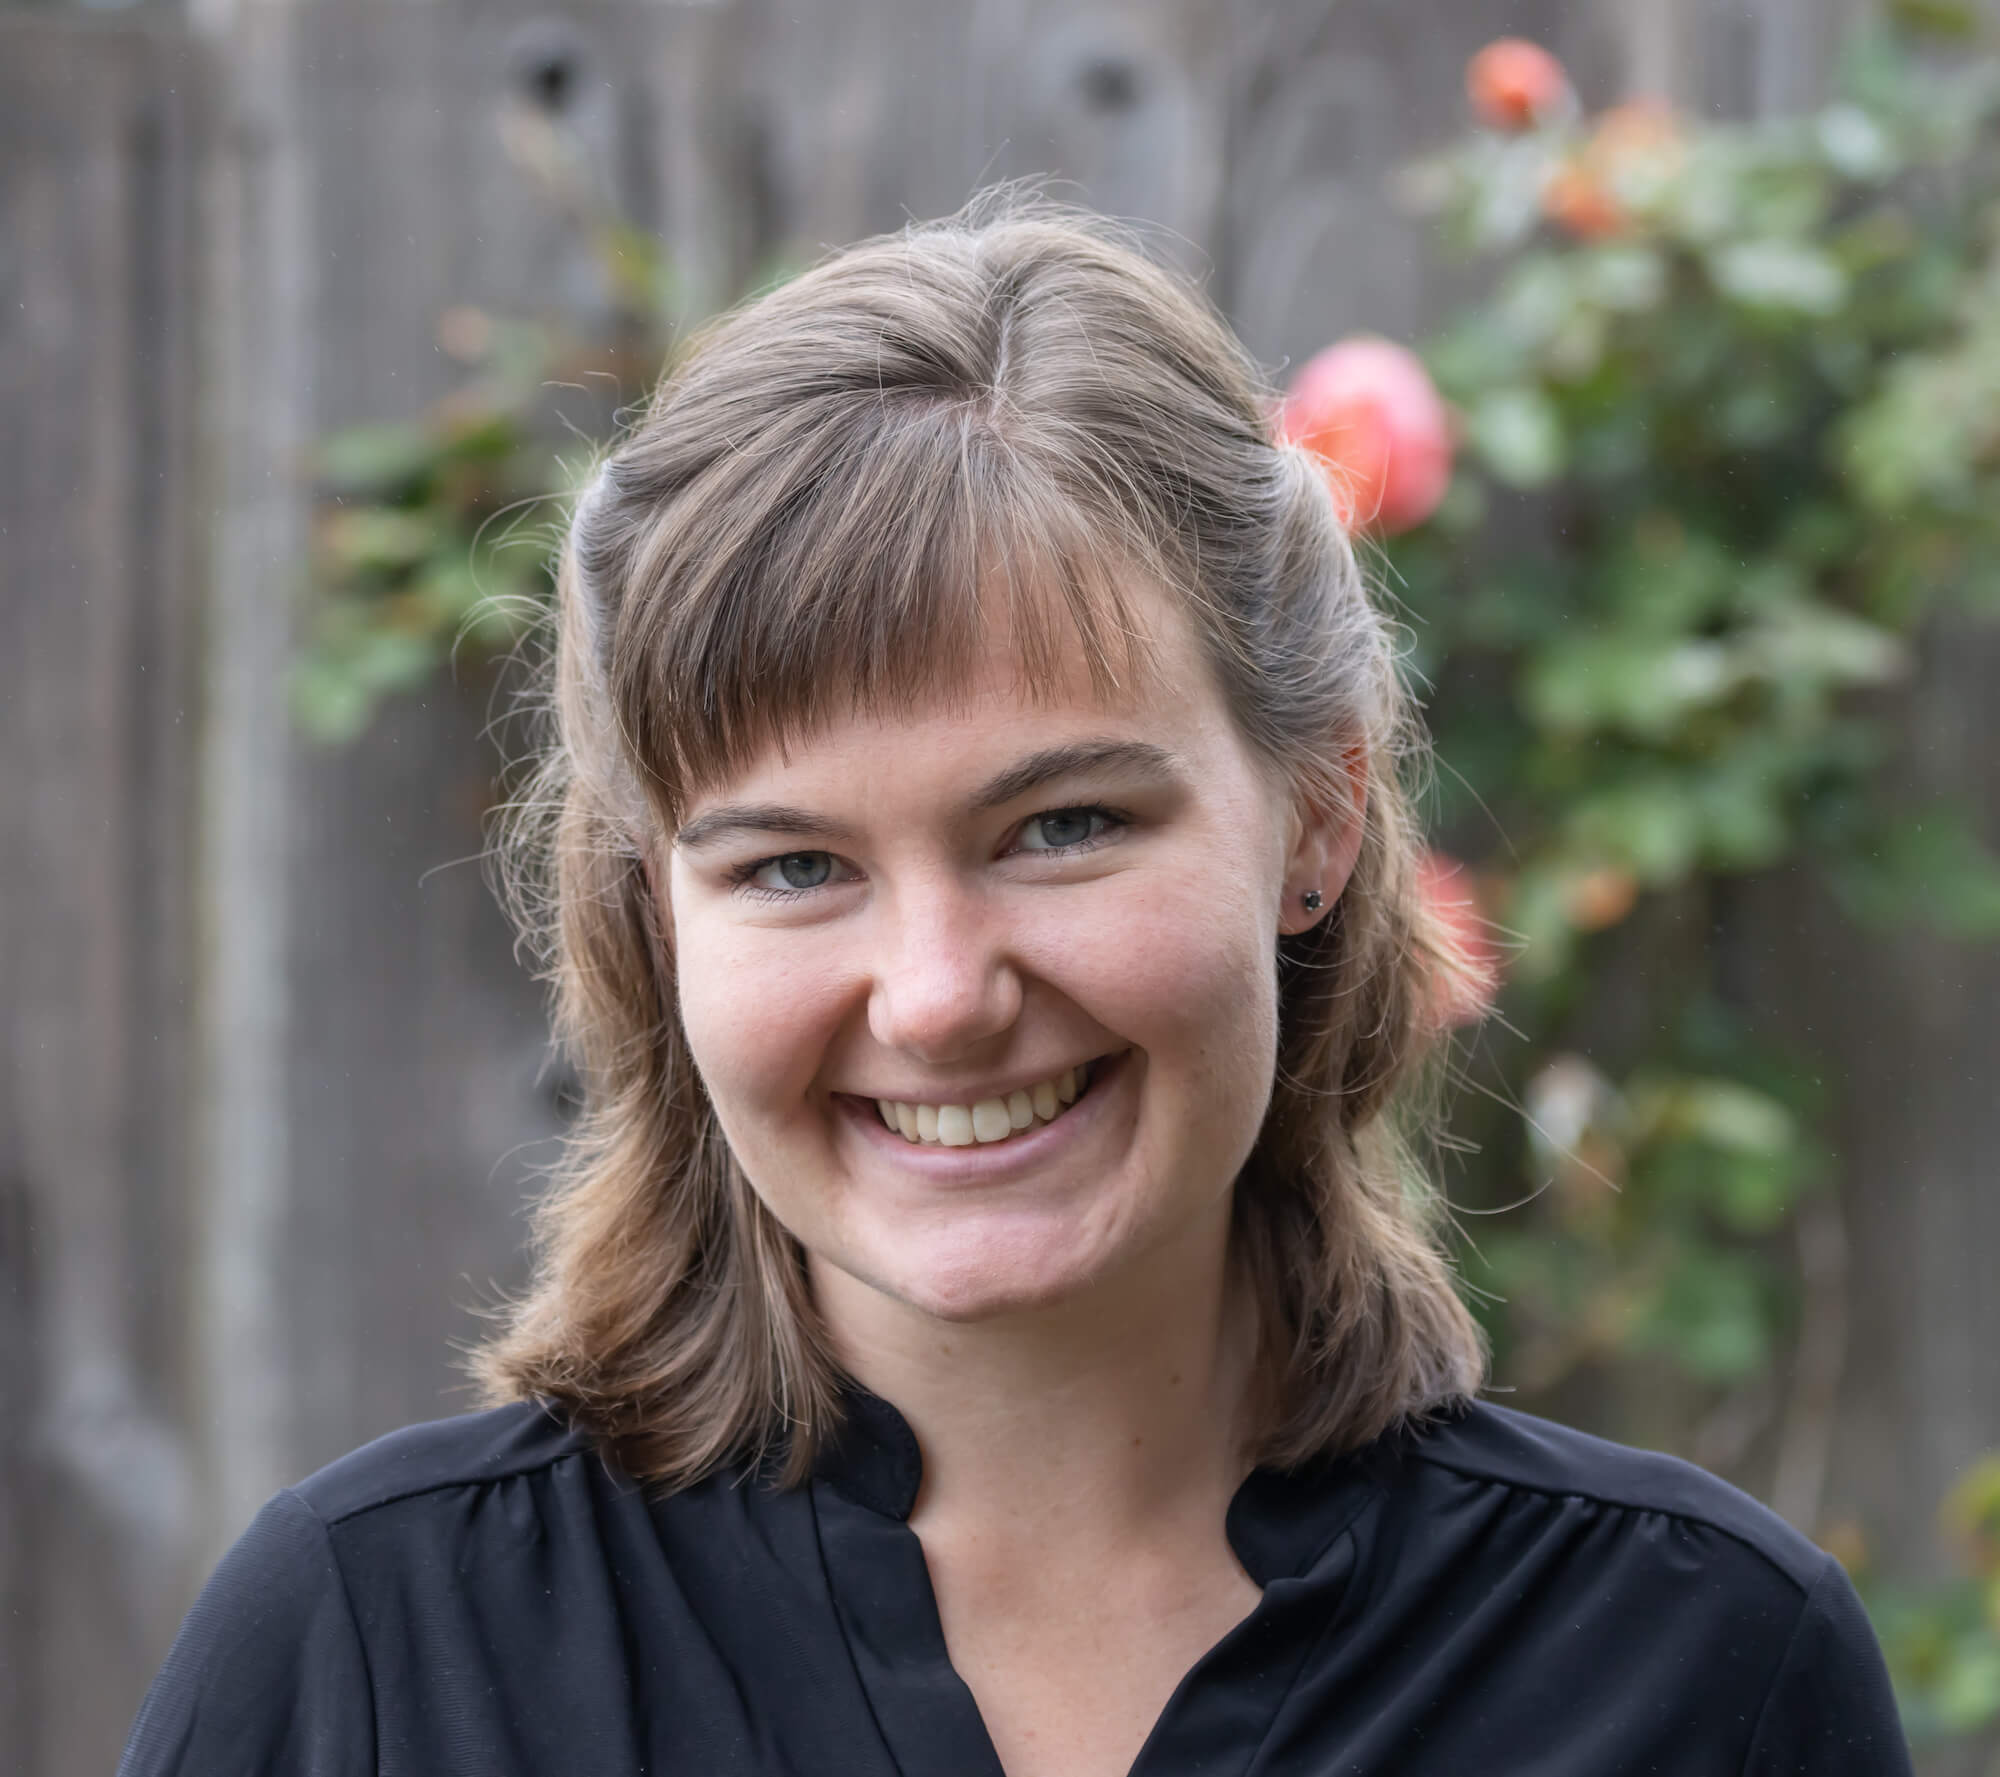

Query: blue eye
left=729, top=805, right=1126, bottom=903
left=760, top=853, right=831, bottom=890
left=729, top=851, right=843, bottom=900
left=1017, top=807, right=1120, bottom=853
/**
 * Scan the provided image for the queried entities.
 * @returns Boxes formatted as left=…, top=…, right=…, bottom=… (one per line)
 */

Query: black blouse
left=119, top=1390, right=1910, bottom=1775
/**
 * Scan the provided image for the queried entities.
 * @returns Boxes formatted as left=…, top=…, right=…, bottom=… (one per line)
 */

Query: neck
left=810, top=1199, right=1261, bottom=1554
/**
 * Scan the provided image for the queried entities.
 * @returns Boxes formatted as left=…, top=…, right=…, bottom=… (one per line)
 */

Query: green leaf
left=1424, top=316, right=1531, bottom=396
left=1706, top=240, right=1850, bottom=315
left=1632, top=1246, right=1775, bottom=1381
left=290, top=659, right=376, bottom=745
left=1816, top=104, right=1900, bottom=180
left=317, top=422, right=440, bottom=493
left=317, top=508, right=446, bottom=576
left=1582, top=246, right=1667, bottom=313
left=1839, top=331, right=2000, bottom=514
left=1503, top=862, right=1585, bottom=983
left=1674, top=1078, right=1799, bottom=1156
left=1564, top=777, right=1705, bottom=885
left=1663, top=145, right=1741, bottom=244
left=1495, top=256, right=1579, bottom=355
left=1935, top=1640, right=2000, bottom=1731
left=1469, top=138, right=1567, bottom=252
left=342, top=626, right=440, bottom=695
left=431, top=410, right=521, bottom=468
left=1831, top=801, right=2000, bottom=938
left=1422, top=471, right=1491, bottom=538
left=1742, top=600, right=1910, bottom=691
left=1468, top=388, right=1566, bottom=488
left=1603, top=524, right=1737, bottom=635
left=1710, top=1151, right=1802, bottom=1234
left=1885, top=0, right=1982, bottom=41
left=1712, top=378, right=1800, bottom=449
left=1691, top=756, right=1792, bottom=871
left=1522, top=634, right=1740, bottom=742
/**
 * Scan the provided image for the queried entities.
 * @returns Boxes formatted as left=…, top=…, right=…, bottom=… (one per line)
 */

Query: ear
left=1277, top=739, right=1369, bottom=936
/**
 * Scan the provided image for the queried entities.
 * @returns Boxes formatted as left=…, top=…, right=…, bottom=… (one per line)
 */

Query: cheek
left=671, top=920, right=849, bottom=1136
left=1025, top=849, right=1281, bottom=1091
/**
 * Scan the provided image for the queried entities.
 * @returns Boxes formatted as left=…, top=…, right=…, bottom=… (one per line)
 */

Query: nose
left=865, top=871, right=1023, bottom=1065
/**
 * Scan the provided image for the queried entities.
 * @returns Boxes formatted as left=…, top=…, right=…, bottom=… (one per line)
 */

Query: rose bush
left=1392, top=18, right=2000, bottom=1746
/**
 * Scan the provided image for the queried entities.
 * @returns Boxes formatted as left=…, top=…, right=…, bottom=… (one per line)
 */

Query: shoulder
left=121, top=1484, right=373, bottom=1774
left=1397, top=1398, right=1827, bottom=1593
left=1345, top=1402, right=1910, bottom=1772
left=288, top=1397, right=595, bottom=1527
left=120, top=1403, right=607, bottom=1775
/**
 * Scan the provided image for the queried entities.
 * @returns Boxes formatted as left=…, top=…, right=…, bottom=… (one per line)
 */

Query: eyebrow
left=673, top=738, right=1187, bottom=852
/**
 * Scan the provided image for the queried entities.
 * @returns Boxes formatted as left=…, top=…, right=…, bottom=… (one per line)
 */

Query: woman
left=122, top=188, right=1908, bottom=1777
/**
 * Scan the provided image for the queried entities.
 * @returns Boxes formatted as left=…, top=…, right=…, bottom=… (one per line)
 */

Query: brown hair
left=474, top=183, right=1488, bottom=1488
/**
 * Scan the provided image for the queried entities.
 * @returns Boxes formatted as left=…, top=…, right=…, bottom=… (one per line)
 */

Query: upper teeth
left=875, top=1063, right=1090, bottom=1147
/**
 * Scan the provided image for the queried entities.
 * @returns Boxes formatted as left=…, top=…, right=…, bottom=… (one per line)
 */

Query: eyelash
left=727, top=804, right=1131, bottom=903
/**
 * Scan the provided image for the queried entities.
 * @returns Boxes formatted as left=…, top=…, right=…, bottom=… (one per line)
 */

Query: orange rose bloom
left=1467, top=39, right=1574, bottom=133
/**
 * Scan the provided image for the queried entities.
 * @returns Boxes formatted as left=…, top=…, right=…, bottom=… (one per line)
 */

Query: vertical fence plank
left=188, top=0, right=316, bottom=1562
left=0, top=20, right=207, bottom=1775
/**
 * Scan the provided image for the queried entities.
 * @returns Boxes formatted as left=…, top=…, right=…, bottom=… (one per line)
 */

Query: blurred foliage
left=294, top=108, right=800, bottom=742
left=295, top=314, right=564, bottom=743
left=1866, top=1457, right=2000, bottom=1737
left=1395, top=6, right=2000, bottom=1745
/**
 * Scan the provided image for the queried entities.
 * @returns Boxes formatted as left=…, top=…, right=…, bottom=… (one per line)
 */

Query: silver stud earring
left=1301, top=889, right=1324, bottom=913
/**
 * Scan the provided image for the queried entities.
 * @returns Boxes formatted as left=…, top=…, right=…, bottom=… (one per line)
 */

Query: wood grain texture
left=1217, top=0, right=1623, bottom=367
left=0, top=19, right=206, bottom=1775
left=273, top=0, right=658, bottom=1484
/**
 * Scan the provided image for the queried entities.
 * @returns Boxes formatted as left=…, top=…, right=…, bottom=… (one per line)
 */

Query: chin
left=861, top=1216, right=1128, bottom=1324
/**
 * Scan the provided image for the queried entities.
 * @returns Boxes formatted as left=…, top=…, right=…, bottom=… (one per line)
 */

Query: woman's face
left=665, top=588, right=1357, bottom=1328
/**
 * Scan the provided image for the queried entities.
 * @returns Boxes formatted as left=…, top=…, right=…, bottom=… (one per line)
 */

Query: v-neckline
left=806, top=1385, right=1384, bottom=1777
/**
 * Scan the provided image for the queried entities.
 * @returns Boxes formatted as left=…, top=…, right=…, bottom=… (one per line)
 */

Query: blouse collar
left=811, top=1381, right=926, bottom=1520
left=811, top=1379, right=1393, bottom=1587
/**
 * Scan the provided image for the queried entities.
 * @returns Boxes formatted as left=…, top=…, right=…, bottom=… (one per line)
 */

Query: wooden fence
left=4, top=2, right=1994, bottom=1773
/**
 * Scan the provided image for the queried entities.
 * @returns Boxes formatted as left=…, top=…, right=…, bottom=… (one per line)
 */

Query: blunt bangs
left=607, top=395, right=1172, bottom=821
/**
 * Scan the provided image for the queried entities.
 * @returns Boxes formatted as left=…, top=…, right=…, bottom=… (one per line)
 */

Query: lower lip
left=834, top=1051, right=1134, bottom=1183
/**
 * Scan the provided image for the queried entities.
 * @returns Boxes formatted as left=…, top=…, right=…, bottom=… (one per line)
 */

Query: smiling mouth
left=864, top=1058, right=1104, bottom=1149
